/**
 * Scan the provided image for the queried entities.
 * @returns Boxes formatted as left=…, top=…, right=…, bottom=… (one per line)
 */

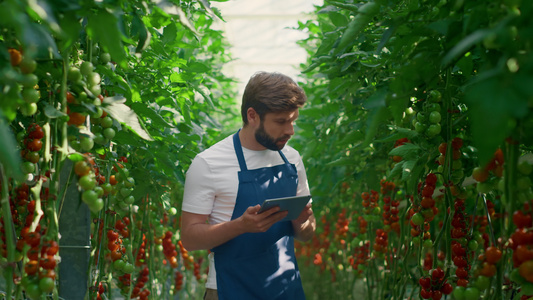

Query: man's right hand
left=239, top=205, right=288, bottom=233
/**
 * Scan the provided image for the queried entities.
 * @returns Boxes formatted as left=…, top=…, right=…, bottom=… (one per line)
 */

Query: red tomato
left=485, top=246, right=503, bottom=264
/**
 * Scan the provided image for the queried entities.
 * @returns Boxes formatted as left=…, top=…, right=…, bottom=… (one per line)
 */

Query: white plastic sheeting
left=213, top=0, right=322, bottom=96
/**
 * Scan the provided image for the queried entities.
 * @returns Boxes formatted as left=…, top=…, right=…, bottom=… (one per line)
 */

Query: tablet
left=258, top=195, right=312, bottom=221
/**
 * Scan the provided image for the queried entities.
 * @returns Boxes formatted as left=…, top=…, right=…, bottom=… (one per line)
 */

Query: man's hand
left=239, top=205, right=289, bottom=233
left=292, top=203, right=316, bottom=242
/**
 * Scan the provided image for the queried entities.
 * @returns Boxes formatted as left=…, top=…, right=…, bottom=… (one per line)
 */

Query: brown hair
left=241, top=71, right=307, bottom=125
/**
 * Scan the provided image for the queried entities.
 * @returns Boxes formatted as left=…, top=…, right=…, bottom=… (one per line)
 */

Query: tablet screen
left=258, top=195, right=311, bottom=221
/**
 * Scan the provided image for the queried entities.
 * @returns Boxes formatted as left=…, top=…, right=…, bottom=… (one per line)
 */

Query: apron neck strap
left=233, top=129, right=290, bottom=171
left=233, top=130, right=248, bottom=171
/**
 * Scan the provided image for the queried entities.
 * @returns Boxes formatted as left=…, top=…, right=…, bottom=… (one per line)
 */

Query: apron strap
left=233, top=130, right=248, bottom=172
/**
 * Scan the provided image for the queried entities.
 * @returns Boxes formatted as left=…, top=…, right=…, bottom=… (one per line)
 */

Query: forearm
left=181, top=217, right=245, bottom=251
left=293, top=214, right=316, bottom=242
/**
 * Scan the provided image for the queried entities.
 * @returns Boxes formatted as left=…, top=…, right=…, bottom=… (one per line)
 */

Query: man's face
left=254, top=109, right=299, bottom=151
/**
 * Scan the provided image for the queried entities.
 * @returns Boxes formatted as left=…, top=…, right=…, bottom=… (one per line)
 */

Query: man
left=181, top=71, right=316, bottom=300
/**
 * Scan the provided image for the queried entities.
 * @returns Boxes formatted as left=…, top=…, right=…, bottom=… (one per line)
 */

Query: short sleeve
left=182, top=155, right=216, bottom=215
left=295, top=155, right=311, bottom=197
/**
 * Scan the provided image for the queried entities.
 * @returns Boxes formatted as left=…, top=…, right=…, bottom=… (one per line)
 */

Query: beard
left=255, top=123, right=290, bottom=151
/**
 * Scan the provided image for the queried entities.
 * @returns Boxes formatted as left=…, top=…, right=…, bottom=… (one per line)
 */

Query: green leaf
left=67, top=153, right=85, bottom=162
left=130, top=102, right=175, bottom=129
left=0, top=113, right=24, bottom=181
left=43, top=102, right=67, bottom=119
left=27, top=0, right=61, bottom=34
left=326, top=156, right=353, bottom=167
left=364, top=106, right=389, bottom=145
left=464, top=76, right=528, bottom=165
left=388, top=143, right=421, bottom=159
left=87, top=10, right=127, bottom=68
left=102, top=96, right=154, bottom=141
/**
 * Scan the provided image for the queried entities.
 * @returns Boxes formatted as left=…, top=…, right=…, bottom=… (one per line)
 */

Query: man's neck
left=239, top=126, right=267, bottom=151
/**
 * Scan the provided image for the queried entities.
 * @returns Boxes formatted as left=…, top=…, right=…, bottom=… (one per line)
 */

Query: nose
left=286, top=122, right=295, bottom=137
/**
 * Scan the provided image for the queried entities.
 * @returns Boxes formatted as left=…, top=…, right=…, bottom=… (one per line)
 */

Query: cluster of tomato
left=361, top=190, right=379, bottom=215
left=413, top=90, right=442, bottom=138
left=174, top=271, right=184, bottom=291
left=419, top=267, right=453, bottom=299
left=7, top=48, right=41, bottom=116
left=130, top=266, right=151, bottom=299
left=349, top=240, right=370, bottom=274
left=334, top=208, right=350, bottom=246
left=510, top=201, right=533, bottom=292
left=449, top=197, right=474, bottom=288
left=471, top=148, right=505, bottom=184
left=409, top=173, right=438, bottom=245
left=382, top=195, right=400, bottom=235
left=373, top=228, right=388, bottom=255
left=74, top=157, right=105, bottom=213
left=193, top=258, right=203, bottom=281
left=93, top=282, right=106, bottom=300
left=20, top=234, right=59, bottom=299
left=162, top=230, right=179, bottom=268
left=112, top=217, right=134, bottom=271
left=135, top=234, right=147, bottom=266
left=19, top=123, right=44, bottom=178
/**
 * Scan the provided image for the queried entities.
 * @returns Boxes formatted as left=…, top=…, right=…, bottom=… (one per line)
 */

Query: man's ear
left=247, top=107, right=260, bottom=125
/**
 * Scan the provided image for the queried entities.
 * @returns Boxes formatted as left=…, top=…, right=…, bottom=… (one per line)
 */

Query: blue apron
left=212, top=131, right=306, bottom=300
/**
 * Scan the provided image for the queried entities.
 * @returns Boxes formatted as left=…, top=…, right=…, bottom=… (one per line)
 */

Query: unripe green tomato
left=70, top=139, right=81, bottom=151
left=415, top=122, right=426, bottom=133
left=78, top=91, right=88, bottom=102
left=518, top=161, right=533, bottom=175
left=20, top=102, right=38, bottom=116
left=411, top=212, right=425, bottom=226
left=464, top=287, right=480, bottom=299
left=103, top=127, right=116, bottom=140
left=416, top=112, right=427, bottom=122
left=100, top=52, right=111, bottom=64
left=80, top=136, right=94, bottom=151
left=101, top=116, right=113, bottom=128
left=93, top=133, right=106, bottom=145
left=517, top=177, right=532, bottom=191
left=124, top=177, right=135, bottom=188
left=429, top=111, right=441, bottom=123
left=88, top=198, right=104, bottom=212
left=168, top=207, right=178, bottom=216
left=124, top=195, right=135, bottom=205
left=426, top=124, right=441, bottom=137
left=80, top=61, right=94, bottom=77
left=87, top=72, right=101, bottom=87
left=423, top=239, right=433, bottom=249
left=113, top=259, right=125, bottom=270
left=21, top=161, right=35, bottom=174
left=94, top=186, right=104, bottom=197
left=426, top=103, right=441, bottom=112
left=20, top=57, right=37, bottom=74
left=373, top=206, right=381, bottom=215
left=428, top=90, right=442, bottom=103
left=22, top=73, right=39, bottom=88
left=68, top=66, right=82, bottom=83
left=467, top=239, right=478, bottom=251
left=453, top=286, right=466, bottom=300
left=120, top=187, right=132, bottom=197
left=90, top=84, right=101, bottom=97
left=123, top=262, right=134, bottom=274
left=82, top=189, right=98, bottom=203
left=474, top=275, right=490, bottom=291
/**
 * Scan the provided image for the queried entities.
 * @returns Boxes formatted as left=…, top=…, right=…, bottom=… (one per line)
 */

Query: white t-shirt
left=182, top=133, right=311, bottom=289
